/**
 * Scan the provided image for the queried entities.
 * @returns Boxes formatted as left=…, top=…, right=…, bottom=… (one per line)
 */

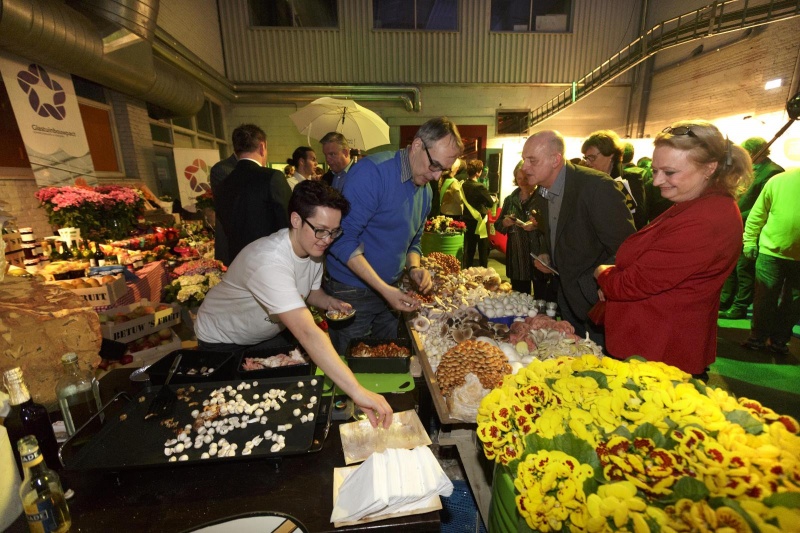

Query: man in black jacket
left=215, top=124, right=292, bottom=265
left=209, top=153, right=237, bottom=265
left=524, top=130, right=636, bottom=344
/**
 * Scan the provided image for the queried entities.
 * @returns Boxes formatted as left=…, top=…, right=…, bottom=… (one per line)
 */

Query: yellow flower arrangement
left=477, top=355, right=800, bottom=532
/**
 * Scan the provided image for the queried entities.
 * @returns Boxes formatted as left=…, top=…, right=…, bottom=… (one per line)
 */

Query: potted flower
left=421, top=215, right=466, bottom=264
left=35, top=185, right=144, bottom=241
left=477, top=355, right=800, bottom=532
left=163, top=269, right=223, bottom=334
left=157, top=194, right=174, bottom=215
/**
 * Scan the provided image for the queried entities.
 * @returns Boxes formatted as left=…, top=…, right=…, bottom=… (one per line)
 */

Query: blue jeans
left=751, top=254, right=800, bottom=346
left=323, top=276, right=399, bottom=354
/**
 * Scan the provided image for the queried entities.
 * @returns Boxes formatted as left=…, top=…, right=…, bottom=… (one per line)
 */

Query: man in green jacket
left=741, top=168, right=800, bottom=355
left=719, top=137, right=784, bottom=319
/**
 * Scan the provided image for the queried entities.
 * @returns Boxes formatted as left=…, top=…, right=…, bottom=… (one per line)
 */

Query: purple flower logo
left=17, top=64, right=66, bottom=120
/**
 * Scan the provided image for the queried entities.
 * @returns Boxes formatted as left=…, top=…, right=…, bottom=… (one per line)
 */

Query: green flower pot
left=420, top=232, right=464, bottom=262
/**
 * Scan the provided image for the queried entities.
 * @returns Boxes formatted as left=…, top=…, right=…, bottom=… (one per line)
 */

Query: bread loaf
left=0, top=276, right=101, bottom=409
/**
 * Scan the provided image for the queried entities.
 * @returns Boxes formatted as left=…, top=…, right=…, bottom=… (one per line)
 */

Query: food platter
left=62, top=376, right=329, bottom=471
left=326, top=309, right=356, bottom=321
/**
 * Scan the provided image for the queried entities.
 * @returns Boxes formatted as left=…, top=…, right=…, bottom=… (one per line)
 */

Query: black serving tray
left=345, top=337, right=411, bottom=374
left=237, top=344, right=315, bottom=380
left=61, top=376, right=327, bottom=471
left=148, top=349, right=236, bottom=384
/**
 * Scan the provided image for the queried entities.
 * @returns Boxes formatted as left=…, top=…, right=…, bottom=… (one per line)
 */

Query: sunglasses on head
left=662, top=125, right=698, bottom=138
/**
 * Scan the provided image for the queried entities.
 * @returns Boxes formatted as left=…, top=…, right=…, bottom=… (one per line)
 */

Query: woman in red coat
left=594, top=120, right=752, bottom=377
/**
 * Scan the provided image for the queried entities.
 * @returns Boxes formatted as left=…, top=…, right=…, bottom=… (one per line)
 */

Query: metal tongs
left=144, top=354, right=182, bottom=420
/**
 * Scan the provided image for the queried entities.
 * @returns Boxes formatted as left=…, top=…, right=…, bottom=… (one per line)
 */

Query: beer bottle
left=17, top=435, right=71, bottom=533
left=2, top=368, right=61, bottom=476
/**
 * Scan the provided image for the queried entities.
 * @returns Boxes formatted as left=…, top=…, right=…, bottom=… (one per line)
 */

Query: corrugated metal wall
left=219, top=0, right=641, bottom=85
left=158, top=0, right=226, bottom=75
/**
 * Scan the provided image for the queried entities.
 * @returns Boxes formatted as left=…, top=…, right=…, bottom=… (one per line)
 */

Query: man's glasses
left=662, top=125, right=698, bottom=138
left=302, top=217, right=343, bottom=240
left=421, top=140, right=448, bottom=173
left=583, top=152, right=600, bottom=163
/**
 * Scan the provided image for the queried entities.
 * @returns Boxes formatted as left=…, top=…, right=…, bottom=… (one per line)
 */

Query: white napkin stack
left=331, top=446, right=454, bottom=523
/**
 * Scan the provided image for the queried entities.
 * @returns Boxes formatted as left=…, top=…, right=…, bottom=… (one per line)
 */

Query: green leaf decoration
left=763, top=491, right=800, bottom=509
left=671, top=476, right=709, bottom=502
left=645, top=515, right=662, bottom=533
left=690, top=378, right=708, bottom=395
left=577, top=370, right=609, bottom=389
left=624, top=355, right=648, bottom=363
left=583, top=476, right=599, bottom=498
left=552, top=433, right=601, bottom=469
left=632, top=422, right=668, bottom=448
left=724, top=409, right=765, bottom=435
left=611, top=426, right=633, bottom=439
left=623, top=381, right=641, bottom=393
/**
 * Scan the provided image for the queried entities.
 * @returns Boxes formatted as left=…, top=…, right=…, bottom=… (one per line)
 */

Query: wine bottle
left=88, top=242, right=97, bottom=267
left=93, top=243, right=106, bottom=267
left=2, top=368, right=61, bottom=476
left=17, top=435, right=71, bottom=533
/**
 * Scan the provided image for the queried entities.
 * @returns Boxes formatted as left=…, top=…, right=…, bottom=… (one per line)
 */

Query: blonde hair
left=654, top=120, right=752, bottom=196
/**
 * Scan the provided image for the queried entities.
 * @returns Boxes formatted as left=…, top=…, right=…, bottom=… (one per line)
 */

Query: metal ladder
left=529, top=0, right=800, bottom=128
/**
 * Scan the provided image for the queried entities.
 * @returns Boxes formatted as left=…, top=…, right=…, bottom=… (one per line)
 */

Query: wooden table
left=6, top=369, right=440, bottom=533
left=408, top=327, right=493, bottom=529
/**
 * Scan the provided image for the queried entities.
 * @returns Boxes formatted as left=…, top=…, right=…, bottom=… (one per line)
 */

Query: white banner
left=0, top=51, right=96, bottom=186
left=173, top=148, right=220, bottom=212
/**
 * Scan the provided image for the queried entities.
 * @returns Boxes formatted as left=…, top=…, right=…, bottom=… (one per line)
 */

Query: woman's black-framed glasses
left=420, top=140, right=448, bottom=173
left=662, top=125, right=698, bottom=138
left=301, top=217, right=343, bottom=240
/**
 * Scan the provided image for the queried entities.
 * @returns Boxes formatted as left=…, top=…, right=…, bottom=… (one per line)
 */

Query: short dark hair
left=287, top=146, right=314, bottom=167
left=622, top=142, right=635, bottom=164
left=320, top=132, right=350, bottom=151
left=415, top=117, right=465, bottom=153
left=288, top=180, right=350, bottom=221
left=582, top=130, right=623, bottom=162
left=466, top=160, right=483, bottom=177
left=232, top=124, right=266, bottom=154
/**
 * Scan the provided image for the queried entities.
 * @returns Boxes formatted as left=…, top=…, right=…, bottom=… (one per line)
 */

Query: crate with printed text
left=99, top=299, right=181, bottom=343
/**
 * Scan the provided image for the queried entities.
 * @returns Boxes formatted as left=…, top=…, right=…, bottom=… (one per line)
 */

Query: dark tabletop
left=7, top=369, right=440, bottom=533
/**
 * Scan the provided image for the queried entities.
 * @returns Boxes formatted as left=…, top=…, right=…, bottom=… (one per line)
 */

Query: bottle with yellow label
left=17, top=435, right=71, bottom=533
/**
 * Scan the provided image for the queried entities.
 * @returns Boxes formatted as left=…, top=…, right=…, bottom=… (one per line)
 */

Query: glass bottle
left=55, top=353, right=102, bottom=437
left=93, top=243, right=106, bottom=267
left=17, top=435, right=71, bottom=533
left=80, top=242, right=92, bottom=262
left=69, top=240, right=80, bottom=260
left=88, top=242, right=97, bottom=267
left=2, top=368, right=61, bottom=476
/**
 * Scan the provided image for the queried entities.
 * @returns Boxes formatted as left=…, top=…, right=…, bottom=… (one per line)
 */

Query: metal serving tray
left=61, top=375, right=331, bottom=471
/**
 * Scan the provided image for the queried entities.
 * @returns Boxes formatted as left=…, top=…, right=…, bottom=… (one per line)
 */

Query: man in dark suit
left=320, top=132, right=352, bottom=191
left=719, top=137, right=785, bottom=318
left=215, top=124, right=292, bottom=265
left=209, top=153, right=237, bottom=265
left=524, top=130, right=636, bottom=344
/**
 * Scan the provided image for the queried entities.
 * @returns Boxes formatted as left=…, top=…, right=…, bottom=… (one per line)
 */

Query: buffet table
left=6, top=369, right=440, bottom=533
left=409, top=327, right=492, bottom=529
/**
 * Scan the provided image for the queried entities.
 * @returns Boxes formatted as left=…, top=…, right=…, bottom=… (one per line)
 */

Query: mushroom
left=452, top=326, right=473, bottom=343
left=412, top=315, right=431, bottom=332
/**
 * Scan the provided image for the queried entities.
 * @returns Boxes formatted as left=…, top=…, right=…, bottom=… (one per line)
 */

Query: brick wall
left=110, top=92, right=158, bottom=191
left=0, top=172, right=53, bottom=238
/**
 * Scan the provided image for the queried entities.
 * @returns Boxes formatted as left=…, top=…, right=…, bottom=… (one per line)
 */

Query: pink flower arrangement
left=35, top=185, right=145, bottom=241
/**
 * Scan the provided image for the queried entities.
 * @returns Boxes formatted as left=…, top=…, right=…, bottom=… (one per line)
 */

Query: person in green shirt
left=741, top=168, right=800, bottom=355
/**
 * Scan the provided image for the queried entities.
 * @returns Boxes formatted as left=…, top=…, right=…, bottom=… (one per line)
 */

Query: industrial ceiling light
left=764, top=78, right=782, bottom=90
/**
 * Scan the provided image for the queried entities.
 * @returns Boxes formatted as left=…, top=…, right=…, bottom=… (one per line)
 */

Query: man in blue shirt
left=325, top=117, right=464, bottom=353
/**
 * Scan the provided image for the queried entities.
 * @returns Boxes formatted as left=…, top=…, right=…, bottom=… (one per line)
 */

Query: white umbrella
left=290, top=97, right=390, bottom=151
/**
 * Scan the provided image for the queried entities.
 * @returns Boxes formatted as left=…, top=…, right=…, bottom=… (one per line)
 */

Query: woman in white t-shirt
left=196, top=181, right=392, bottom=428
